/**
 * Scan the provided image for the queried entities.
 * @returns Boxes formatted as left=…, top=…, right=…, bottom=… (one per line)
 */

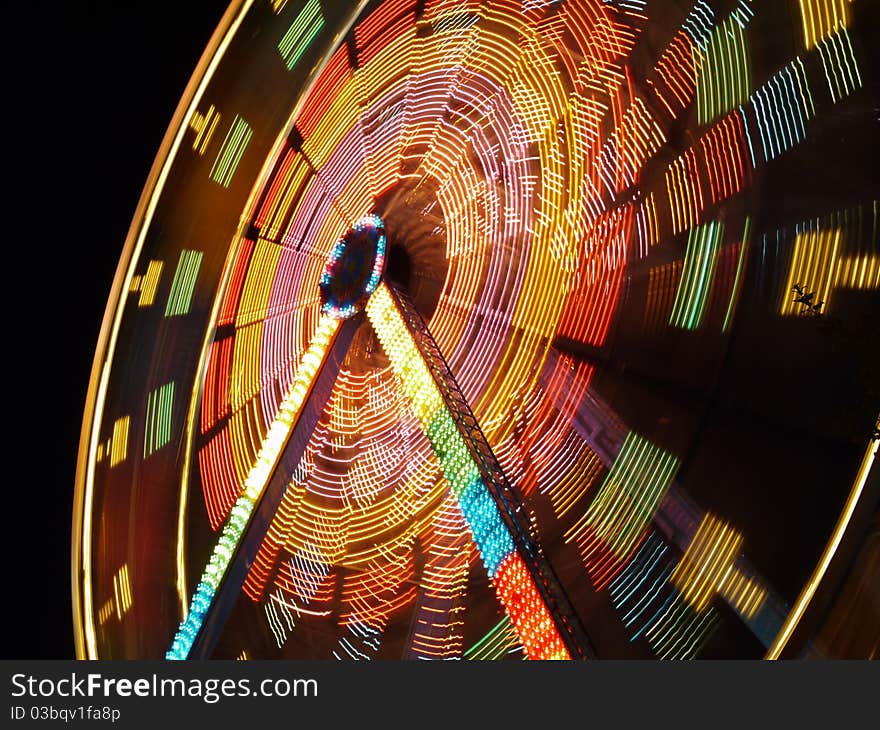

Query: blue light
left=458, top=478, right=514, bottom=577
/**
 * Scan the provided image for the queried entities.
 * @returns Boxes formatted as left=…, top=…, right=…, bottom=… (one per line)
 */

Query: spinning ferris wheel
left=73, top=0, right=880, bottom=660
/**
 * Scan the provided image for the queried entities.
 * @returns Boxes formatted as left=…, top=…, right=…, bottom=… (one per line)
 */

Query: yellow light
left=109, top=415, right=130, bottom=468
left=780, top=225, right=879, bottom=316
left=766, top=429, right=878, bottom=659
left=797, top=0, right=850, bottom=49
left=670, top=513, right=766, bottom=618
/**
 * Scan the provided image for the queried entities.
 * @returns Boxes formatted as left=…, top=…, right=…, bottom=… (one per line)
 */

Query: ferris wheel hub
left=319, top=214, right=387, bottom=320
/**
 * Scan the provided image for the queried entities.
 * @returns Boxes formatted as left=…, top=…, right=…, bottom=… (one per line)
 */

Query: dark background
left=5, top=1, right=229, bottom=659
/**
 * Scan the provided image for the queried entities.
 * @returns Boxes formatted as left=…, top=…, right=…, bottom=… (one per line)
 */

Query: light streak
left=164, top=250, right=204, bottom=317
left=566, top=432, right=679, bottom=590
left=167, top=315, right=340, bottom=659
left=109, top=416, right=130, bottom=467
left=464, top=616, right=520, bottom=660
left=189, top=104, right=220, bottom=155
left=144, top=382, right=175, bottom=457
left=669, top=221, right=724, bottom=330
left=816, top=27, right=862, bottom=103
left=722, top=217, right=751, bottom=332
left=766, top=427, right=878, bottom=659
left=366, top=283, right=571, bottom=659
left=210, top=115, right=253, bottom=187
left=129, top=260, right=163, bottom=307
left=779, top=208, right=880, bottom=317
left=278, top=0, right=324, bottom=71
left=797, top=0, right=851, bottom=49
left=672, top=513, right=746, bottom=614
left=696, top=13, right=751, bottom=126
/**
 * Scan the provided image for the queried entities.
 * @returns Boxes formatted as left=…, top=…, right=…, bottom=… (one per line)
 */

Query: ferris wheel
left=73, top=0, right=880, bottom=660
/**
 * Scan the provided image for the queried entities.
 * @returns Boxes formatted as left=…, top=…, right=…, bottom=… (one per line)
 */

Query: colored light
left=109, top=416, right=130, bottom=467
left=366, top=283, right=571, bottom=659
left=167, top=315, right=340, bottom=659
left=189, top=104, right=220, bottom=155
left=566, top=431, right=679, bottom=589
left=144, top=382, right=175, bottom=457
left=130, top=259, right=163, bottom=307
left=695, top=12, right=751, bottom=127
left=278, top=0, right=324, bottom=71
left=210, top=115, right=253, bottom=188
left=797, top=0, right=850, bottom=49
left=320, top=214, right=387, bottom=320
left=816, top=27, right=861, bottom=103
left=165, top=250, right=203, bottom=317
left=779, top=206, right=880, bottom=317
left=464, top=616, right=520, bottom=660
left=669, top=221, right=724, bottom=330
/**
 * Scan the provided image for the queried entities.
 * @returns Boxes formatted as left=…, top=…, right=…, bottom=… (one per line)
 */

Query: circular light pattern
left=74, top=0, right=880, bottom=661
left=319, top=214, right=386, bottom=320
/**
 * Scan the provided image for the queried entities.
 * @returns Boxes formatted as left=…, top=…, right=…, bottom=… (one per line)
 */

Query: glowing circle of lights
left=319, top=214, right=386, bottom=320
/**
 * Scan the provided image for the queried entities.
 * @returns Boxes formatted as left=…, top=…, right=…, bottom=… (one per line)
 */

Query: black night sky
left=6, top=1, right=229, bottom=659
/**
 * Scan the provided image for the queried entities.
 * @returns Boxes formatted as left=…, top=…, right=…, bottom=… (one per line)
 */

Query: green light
left=144, top=381, right=175, bottom=457
left=464, top=616, right=520, bottom=660
left=669, top=221, right=723, bottom=330
left=584, top=432, right=679, bottom=561
left=164, top=249, right=203, bottom=317
left=722, top=217, right=751, bottom=332
left=210, top=116, right=252, bottom=188
left=278, top=0, right=324, bottom=71
left=696, top=14, right=751, bottom=127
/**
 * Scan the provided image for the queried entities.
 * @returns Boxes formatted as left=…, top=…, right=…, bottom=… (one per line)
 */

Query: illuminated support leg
left=167, top=314, right=359, bottom=659
left=366, top=283, right=594, bottom=659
